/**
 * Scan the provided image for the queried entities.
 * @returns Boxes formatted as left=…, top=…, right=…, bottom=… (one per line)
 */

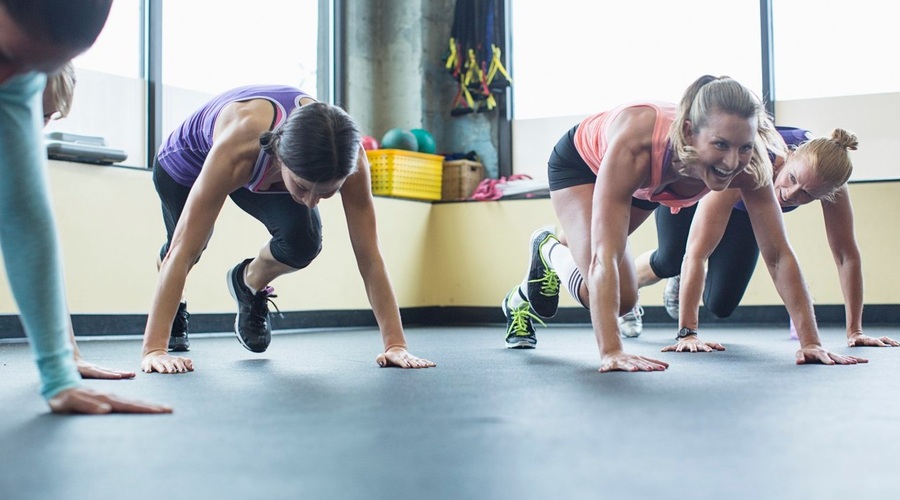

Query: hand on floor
left=141, top=351, right=194, bottom=374
left=795, top=346, right=868, bottom=365
left=376, top=347, right=436, bottom=368
left=660, top=336, right=726, bottom=353
left=847, top=333, right=900, bottom=347
left=76, top=358, right=136, bottom=379
left=48, top=387, right=172, bottom=415
left=599, top=351, right=668, bottom=372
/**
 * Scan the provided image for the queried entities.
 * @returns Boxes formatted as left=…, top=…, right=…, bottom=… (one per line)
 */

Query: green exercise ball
left=381, top=128, right=419, bottom=151
left=410, top=128, right=436, bottom=154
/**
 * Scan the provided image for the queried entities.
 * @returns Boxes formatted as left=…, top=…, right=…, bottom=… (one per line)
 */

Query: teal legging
left=0, top=72, right=80, bottom=399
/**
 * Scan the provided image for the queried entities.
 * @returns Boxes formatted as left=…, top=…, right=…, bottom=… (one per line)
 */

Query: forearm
left=360, top=262, right=407, bottom=349
left=678, top=255, right=705, bottom=330
left=837, top=258, right=864, bottom=335
left=142, top=258, right=191, bottom=356
left=769, top=257, right=820, bottom=347
left=587, top=262, right=624, bottom=356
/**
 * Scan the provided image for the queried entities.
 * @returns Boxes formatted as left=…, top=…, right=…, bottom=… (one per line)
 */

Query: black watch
left=676, top=327, right=698, bottom=340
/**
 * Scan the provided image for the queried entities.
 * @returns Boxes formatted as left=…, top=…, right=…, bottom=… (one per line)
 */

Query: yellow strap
left=445, top=37, right=458, bottom=71
left=485, top=93, right=497, bottom=110
left=462, top=83, right=475, bottom=108
left=487, top=44, right=512, bottom=85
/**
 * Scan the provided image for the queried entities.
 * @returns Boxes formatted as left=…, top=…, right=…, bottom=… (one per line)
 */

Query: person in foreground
left=0, top=0, right=171, bottom=413
left=633, top=126, right=898, bottom=352
left=141, top=84, right=435, bottom=373
left=502, top=75, right=867, bottom=372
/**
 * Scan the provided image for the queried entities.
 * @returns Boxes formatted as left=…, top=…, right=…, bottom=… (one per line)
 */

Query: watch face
left=677, top=328, right=697, bottom=339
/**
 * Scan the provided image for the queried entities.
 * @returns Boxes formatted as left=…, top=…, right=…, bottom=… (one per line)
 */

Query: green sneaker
left=526, top=228, right=561, bottom=318
left=503, top=287, right=545, bottom=349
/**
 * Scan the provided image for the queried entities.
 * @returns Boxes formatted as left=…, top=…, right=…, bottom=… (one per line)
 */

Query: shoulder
left=605, top=105, right=658, bottom=152
left=218, top=99, right=276, bottom=130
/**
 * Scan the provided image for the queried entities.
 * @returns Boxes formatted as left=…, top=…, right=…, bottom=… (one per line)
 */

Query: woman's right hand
left=141, top=350, right=194, bottom=374
left=48, top=387, right=172, bottom=414
left=599, top=351, right=669, bottom=372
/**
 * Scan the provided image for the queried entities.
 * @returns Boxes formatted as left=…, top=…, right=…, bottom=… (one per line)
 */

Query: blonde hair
left=792, top=128, right=857, bottom=202
left=45, top=62, right=76, bottom=118
left=669, top=75, right=780, bottom=188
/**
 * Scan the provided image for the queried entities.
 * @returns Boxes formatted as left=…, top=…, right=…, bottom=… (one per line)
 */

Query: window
left=70, top=0, right=142, bottom=78
left=511, top=1, right=763, bottom=120
left=772, top=0, right=900, bottom=100
left=161, top=0, right=320, bottom=135
left=162, top=0, right=318, bottom=94
left=50, top=1, right=145, bottom=166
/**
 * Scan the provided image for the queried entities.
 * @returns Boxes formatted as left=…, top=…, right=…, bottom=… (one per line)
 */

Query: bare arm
left=821, top=187, right=896, bottom=347
left=586, top=109, right=667, bottom=371
left=659, top=190, right=740, bottom=353
left=141, top=100, right=272, bottom=373
left=679, top=189, right=742, bottom=330
left=340, top=147, right=434, bottom=368
left=821, top=186, right=864, bottom=336
left=738, top=176, right=866, bottom=365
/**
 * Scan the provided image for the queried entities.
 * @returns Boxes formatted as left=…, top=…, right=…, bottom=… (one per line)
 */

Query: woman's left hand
left=847, top=333, right=900, bottom=347
left=75, top=358, right=136, bottom=379
left=796, top=345, right=868, bottom=365
left=376, top=347, right=436, bottom=368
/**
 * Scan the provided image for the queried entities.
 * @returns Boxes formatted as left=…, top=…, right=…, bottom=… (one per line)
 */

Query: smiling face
left=772, top=154, right=832, bottom=207
left=0, top=7, right=81, bottom=84
left=681, top=111, right=757, bottom=191
left=280, top=164, right=346, bottom=209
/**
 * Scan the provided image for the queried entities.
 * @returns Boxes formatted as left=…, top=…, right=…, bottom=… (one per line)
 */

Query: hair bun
left=831, top=128, right=858, bottom=151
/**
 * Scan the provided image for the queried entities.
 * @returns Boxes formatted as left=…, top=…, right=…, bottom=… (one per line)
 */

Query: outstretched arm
left=0, top=73, right=170, bottom=414
left=141, top=100, right=269, bottom=373
left=661, top=190, right=740, bottom=353
left=340, top=147, right=434, bottom=368
left=584, top=110, right=668, bottom=372
left=821, top=187, right=898, bottom=347
left=738, top=177, right=866, bottom=365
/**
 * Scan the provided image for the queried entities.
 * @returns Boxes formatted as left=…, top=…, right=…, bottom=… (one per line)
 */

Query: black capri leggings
left=649, top=204, right=760, bottom=318
left=547, top=125, right=660, bottom=211
left=153, top=160, right=323, bottom=269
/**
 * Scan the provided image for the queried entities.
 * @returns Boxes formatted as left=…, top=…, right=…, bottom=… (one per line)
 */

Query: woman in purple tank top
left=142, top=87, right=435, bottom=374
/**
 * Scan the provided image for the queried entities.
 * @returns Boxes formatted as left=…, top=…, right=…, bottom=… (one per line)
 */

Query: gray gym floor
left=1, top=325, right=899, bottom=500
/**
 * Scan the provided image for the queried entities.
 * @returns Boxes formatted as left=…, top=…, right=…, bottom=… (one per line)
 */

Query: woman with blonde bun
left=634, top=127, right=899, bottom=353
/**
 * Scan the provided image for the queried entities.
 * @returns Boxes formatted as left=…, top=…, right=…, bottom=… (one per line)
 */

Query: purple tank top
left=157, top=85, right=311, bottom=191
left=734, top=126, right=811, bottom=213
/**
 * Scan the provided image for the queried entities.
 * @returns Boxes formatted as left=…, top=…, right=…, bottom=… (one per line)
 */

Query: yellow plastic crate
left=367, top=149, right=444, bottom=201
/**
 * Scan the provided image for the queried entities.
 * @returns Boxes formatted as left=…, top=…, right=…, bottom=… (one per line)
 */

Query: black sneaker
left=526, top=228, right=561, bottom=318
left=227, top=258, right=277, bottom=353
left=502, top=287, right=544, bottom=349
left=167, top=301, right=190, bottom=352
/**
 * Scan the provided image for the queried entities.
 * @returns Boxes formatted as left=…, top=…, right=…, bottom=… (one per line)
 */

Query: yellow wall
left=3, top=92, right=900, bottom=315
left=1, top=162, right=897, bottom=316
left=0, top=161, right=434, bottom=314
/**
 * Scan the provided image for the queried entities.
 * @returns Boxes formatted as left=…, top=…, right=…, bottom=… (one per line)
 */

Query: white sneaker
left=663, top=275, right=680, bottom=320
left=618, top=304, right=644, bottom=338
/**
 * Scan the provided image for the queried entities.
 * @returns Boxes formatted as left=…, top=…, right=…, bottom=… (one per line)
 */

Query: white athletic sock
left=547, top=242, right=588, bottom=309
left=507, top=286, right=528, bottom=309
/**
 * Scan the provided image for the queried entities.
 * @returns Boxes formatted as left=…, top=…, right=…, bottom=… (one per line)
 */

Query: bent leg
left=703, top=209, right=759, bottom=318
